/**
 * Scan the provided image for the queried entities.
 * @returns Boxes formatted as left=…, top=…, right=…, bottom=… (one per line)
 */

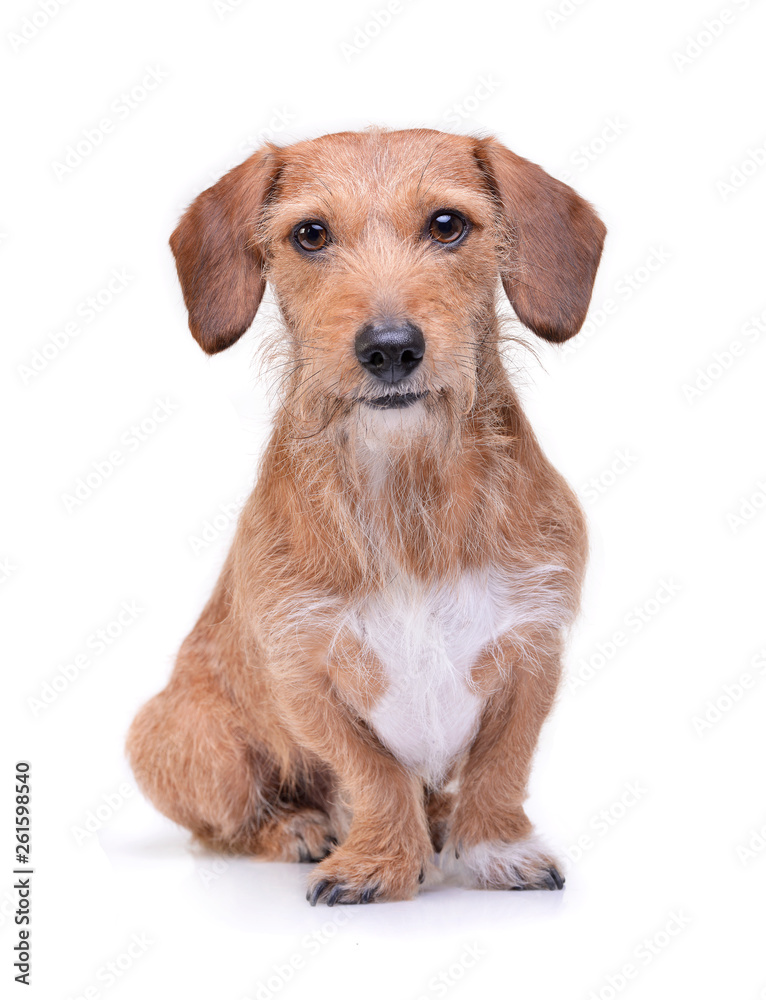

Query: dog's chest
left=353, top=573, right=510, bottom=787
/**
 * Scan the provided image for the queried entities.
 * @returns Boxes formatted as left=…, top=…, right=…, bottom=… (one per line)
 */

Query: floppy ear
left=169, top=147, right=281, bottom=354
left=474, top=137, right=606, bottom=343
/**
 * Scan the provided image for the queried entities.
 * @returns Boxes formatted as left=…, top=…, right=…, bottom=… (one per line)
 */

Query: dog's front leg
left=276, top=643, right=432, bottom=905
left=450, top=634, right=566, bottom=891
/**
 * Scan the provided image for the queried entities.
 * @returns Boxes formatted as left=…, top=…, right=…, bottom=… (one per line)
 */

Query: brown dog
left=127, top=128, right=605, bottom=905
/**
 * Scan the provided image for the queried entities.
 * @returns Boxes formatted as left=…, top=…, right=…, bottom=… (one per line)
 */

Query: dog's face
left=261, top=132, right=500, bottom=420
left=171, top=129, right=605, bottom=430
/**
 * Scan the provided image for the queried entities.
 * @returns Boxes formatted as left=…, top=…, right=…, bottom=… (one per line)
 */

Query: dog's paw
left=457, top=835, right=565, bottom=891
left=305, top=847, right=427, bottom=905
left=287, top=810, right=339, bottom=863
left=426, top=788, right=454, bottom=854
left=257, top=808, right=338, bottom=863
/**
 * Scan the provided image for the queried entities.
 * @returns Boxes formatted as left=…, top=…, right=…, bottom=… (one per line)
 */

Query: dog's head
left=170, top=129, right=605, bottom=430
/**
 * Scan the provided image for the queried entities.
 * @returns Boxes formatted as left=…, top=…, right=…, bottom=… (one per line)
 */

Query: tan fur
left=127, top=128, right=605, bottom=904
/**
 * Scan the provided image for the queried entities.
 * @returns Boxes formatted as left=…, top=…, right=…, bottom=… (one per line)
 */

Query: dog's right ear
left=170, top=147, right=281, bottom=355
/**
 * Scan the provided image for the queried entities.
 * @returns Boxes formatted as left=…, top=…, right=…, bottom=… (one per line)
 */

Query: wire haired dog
left=127, top=128, right=605, bottom=905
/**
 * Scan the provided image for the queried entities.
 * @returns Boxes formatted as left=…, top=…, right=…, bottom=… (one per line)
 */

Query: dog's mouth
left=362, top=391, right=429, bottom=410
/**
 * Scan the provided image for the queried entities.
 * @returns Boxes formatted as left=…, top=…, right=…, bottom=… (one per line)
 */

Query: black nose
left=354, top=322, right=425, bottom=383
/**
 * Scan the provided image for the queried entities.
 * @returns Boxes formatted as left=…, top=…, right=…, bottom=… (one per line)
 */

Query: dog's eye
left=428, top=211, right=466, bottom=245
left=294, top=221, right=329, bottom=252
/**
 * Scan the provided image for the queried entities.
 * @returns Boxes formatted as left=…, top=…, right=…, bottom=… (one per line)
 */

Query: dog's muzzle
left=355, top=322, right=425, bottom=384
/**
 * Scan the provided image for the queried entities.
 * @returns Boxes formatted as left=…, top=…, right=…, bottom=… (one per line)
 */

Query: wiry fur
left=450, top=834, right=565, bottom=890
left=127, top=128, right=605, bottom=904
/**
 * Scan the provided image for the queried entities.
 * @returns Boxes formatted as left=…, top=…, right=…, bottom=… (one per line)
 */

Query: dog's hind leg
left=127, top=664, right=340, bottom=860
left=126, top=578, right=339, bottom=861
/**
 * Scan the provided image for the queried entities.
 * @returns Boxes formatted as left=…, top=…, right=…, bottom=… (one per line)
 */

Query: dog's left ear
left=170, top=146, right=282, bottom=354
left=474, top=138, right=606, bottom=343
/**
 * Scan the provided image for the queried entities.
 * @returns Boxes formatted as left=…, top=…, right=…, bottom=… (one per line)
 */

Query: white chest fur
left=350, top=566, right=568, bottom=787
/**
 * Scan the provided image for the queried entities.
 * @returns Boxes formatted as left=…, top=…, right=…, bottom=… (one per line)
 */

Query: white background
left=4, top=0, right=766, bottom=997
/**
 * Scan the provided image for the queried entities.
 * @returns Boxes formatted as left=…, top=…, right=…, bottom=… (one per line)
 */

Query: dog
left=127, top=128, right=605, bottom=905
